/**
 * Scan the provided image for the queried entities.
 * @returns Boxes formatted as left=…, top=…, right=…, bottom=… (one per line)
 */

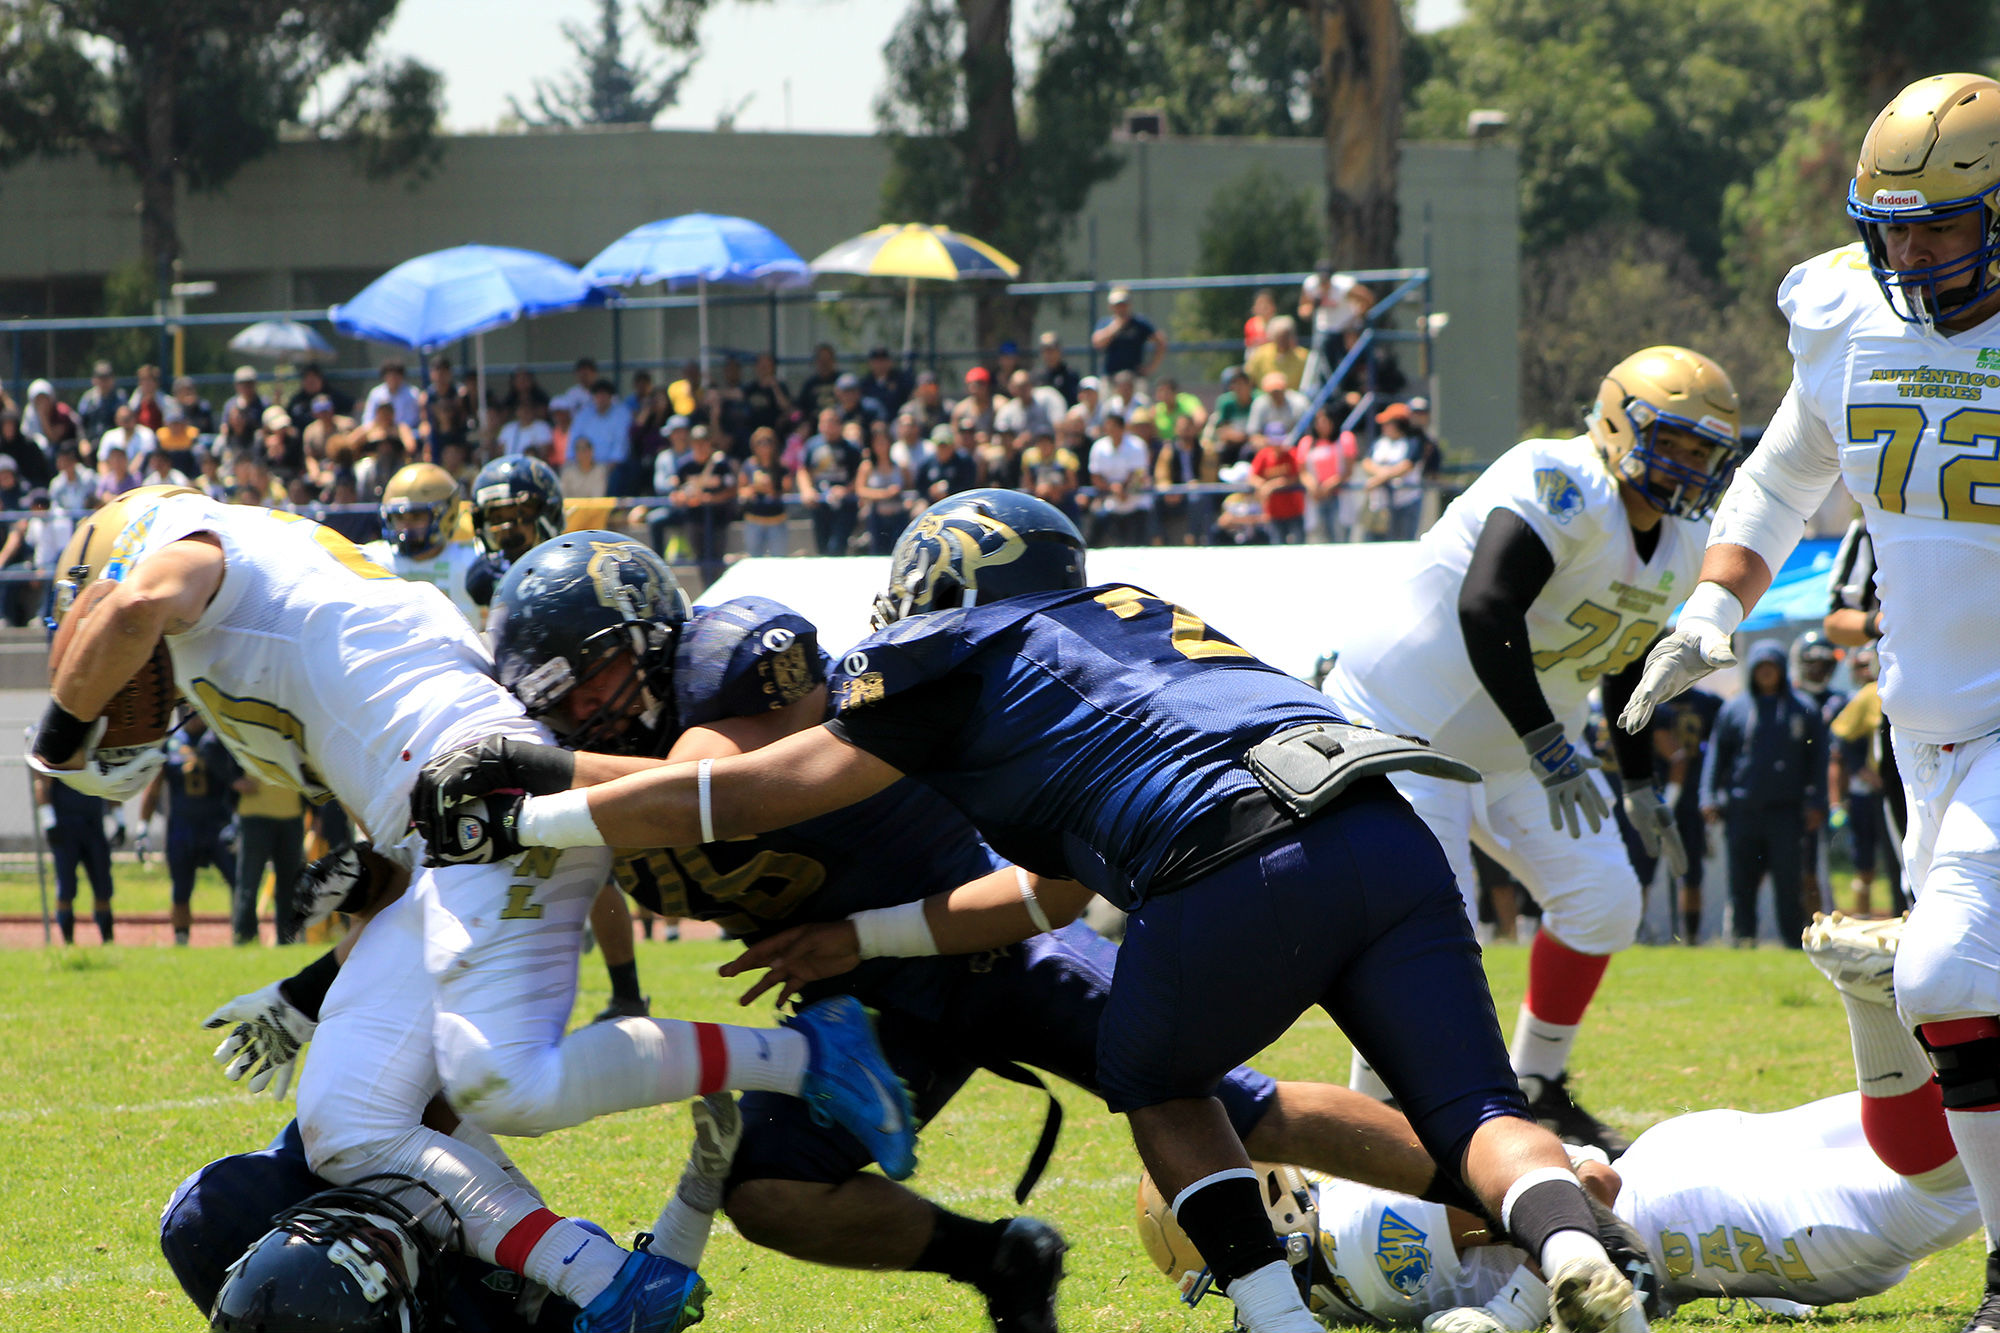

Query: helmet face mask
left=379, top=464, right=461, bottom=558
left=1587, top=347, right=1741, bottom=521
left=1848, top=74, right=2000, bottom=329
left=873, top=489, right=1087, bottom=628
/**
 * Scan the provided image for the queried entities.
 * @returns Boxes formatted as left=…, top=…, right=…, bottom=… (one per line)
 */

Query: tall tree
left=875, top=0, right=1132, bottom=346
left=1316, top=0, right=1402, bottom=268
left=1119, top=0, right=1321, bottom=139
left=0, top=0, right=441, bottom=297
left=510, top=0, right=694, bottom=128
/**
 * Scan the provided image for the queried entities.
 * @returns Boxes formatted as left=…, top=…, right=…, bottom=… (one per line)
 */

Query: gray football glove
left=1619, top=625, right=1736, bottom=732
left=203, top=979, right=316, bottom=1100
left=1522, top=722, right=1609, bottom=838
left=1620, top=787, right=1690, bottom=877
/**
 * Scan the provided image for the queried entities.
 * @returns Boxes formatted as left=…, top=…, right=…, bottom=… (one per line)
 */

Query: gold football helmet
left=1586, top=346, right=1741, bottom=520
left=379, top=462, right=461, bottom=557
left=1849, top=74, right=2000, bottom=326
left=1136, top=1164, right=1355, bottom=1320
left=49, top=484, right=200, bottom=627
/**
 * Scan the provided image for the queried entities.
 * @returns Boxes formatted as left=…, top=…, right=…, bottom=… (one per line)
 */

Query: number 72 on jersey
left=1853, top=405, right=2000, bottom=522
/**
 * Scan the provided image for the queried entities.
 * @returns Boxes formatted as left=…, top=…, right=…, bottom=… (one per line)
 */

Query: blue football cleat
left=786, top=995, right=918, bottom=1180
left=574, top=1249, right=707, bottom=1333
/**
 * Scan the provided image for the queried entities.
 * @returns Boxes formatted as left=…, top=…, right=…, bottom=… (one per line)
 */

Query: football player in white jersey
left=24, top=485, right=915, bottom=1333
left=361, top=461, right=485, bottom=623
left=1322, top=346, right=1743, bottom=1155
left=1619, top=73, right=2000, bottom=1333
left=1138, top=916, right=1976, bottom=1330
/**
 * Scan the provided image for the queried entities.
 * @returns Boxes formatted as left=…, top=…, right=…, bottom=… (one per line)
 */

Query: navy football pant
left=1097, top=787, right=1529, bottom=1173
left=48, top=816, right=112, bottom=905
left=167, top=818, right=237, bottom=906
left=727, top=920, right=1277, bottom=1189
left=159, top=1121, right=574, bottom=1331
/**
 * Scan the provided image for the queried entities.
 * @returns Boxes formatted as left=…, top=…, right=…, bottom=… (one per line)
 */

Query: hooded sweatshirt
left=1700, top=640, right=1826, bottom=815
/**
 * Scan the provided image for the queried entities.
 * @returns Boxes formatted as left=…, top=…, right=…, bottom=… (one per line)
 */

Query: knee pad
left=1539, top=883, right=1642, bottom=956
left=1918, top=1018, right=2000, bottom=1110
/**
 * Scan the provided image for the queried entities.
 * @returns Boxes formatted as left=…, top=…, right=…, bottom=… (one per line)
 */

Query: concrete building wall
left=0, top=126, right=1520, bottom=458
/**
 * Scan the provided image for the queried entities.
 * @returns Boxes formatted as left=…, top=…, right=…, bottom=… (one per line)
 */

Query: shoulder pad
left=1488, top=436, right=1619, bottom=539
left=1779, top=243, right=1878, bottom=368
left=676, top=596, right=825, bottom=728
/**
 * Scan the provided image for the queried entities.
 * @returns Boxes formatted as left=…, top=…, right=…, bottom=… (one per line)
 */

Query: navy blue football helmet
left=488, top=532, right=691, bottom=754
left=873, top=489, right=1087, bottom=626
left=209, top=1177, right=455, bottom=1333
left=469, top=455, right=564, bottom=562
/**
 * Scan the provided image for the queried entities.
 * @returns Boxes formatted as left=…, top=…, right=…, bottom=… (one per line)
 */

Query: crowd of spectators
left=0, top=279, right=1433, bottom=615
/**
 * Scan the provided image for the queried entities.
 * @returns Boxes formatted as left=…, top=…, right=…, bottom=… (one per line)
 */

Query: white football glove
left=1421, top=1265, right=1550, bottom=1333
left=1619, top=625, right=1737, bottom=732
left=1621, top=787, right=1689, bottom=877
left=26, top=735, right=167, bottom=803
left=203, top=979, right=316, bottom=1100
left=1522, top=722, right=1609, bottom=838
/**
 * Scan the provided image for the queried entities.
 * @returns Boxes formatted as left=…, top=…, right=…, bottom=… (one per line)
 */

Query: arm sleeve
left=1706, top=380, right=1845, bottom=573
left=1598, top=657, right=1658, bottom=780
left=1457, top=508, right=1560, bottom=738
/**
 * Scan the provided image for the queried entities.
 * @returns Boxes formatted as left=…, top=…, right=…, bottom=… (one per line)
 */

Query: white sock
left=524, top=1217, right=628, bottom=1307
left=1539, top=1226, right=1610, bottom=1277
left=1945, top=1109, right=2000, bottom=1254
left=1511, top=1008, right=1578, bottom=1083
left=1224, top=1258, right=1323, bottom=1333
left=648, top=1194, right=716, bottom=1269
left=1841, top=993, right=1930, bottom=1097
left=1350, top=1052, right=1394, bottom=1101
left=719, top=1023, right=808, bottom=1094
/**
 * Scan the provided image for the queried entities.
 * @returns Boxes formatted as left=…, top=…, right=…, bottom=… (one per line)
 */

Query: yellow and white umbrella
left=808, top=223, right=1021, bottom=356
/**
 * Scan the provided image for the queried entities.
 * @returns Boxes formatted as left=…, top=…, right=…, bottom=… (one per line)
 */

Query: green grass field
left=0, top=921, right=1982, bottom=1332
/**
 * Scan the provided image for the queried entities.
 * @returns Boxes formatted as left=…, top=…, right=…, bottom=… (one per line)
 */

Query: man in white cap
left=1091, top=286, right=1168, bottom=380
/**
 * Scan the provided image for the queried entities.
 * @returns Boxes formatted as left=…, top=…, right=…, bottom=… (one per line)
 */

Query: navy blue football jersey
left=162, top=724, right=240, bottom=828
left=613, top=596, right=1005, bottom=940
left=825, top=584, right=1348, bottom=908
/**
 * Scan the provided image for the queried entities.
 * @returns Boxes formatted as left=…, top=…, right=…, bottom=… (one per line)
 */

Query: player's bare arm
left=720, top=869, right=1094, bottom=1006
left=50, top=534, right=221, bottom=726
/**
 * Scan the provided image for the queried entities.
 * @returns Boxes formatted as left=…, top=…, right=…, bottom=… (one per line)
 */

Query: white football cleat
left=1549, top=1256, right=1637, bottom=1333
left=1802, top=911, right=1903, bottom=1007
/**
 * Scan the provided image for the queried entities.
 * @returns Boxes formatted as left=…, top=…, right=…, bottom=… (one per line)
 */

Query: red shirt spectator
left=1250, top=433, right=1306, bottom=521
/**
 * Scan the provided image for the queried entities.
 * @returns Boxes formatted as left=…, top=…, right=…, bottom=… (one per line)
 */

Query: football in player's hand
left=48, top=579, right=178, bottom=748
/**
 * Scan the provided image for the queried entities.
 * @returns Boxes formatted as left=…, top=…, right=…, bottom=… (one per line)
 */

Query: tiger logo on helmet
left=872, top=489, right=1087, bottom=627
left=1848, top=74, right=2000, bottom=327
left=1586, top=346, right=1742, bottom=521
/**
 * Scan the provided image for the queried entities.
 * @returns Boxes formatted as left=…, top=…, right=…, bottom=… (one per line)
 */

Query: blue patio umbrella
left=582, top=213, right=808, bottom=374
left=331, top=244, right=608, bottom=432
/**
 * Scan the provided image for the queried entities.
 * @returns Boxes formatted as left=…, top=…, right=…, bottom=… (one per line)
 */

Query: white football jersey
left=120, top=493, right=541, bottom=843
left=1303, top=1093, right=1975, bottom=1325
left=361, top=538, right=484, bottom=626
left=1762, top=243, right=2000, bottom=744
left=1324, top=434, right=1707, bottom=774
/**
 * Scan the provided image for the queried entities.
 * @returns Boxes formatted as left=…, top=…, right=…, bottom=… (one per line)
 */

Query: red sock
left=1525, top=930, right=1611, bottom=1026
left=1862, top=1082, right=1961, bottom=1176
left=496, top=1207, right=561, bottom=1274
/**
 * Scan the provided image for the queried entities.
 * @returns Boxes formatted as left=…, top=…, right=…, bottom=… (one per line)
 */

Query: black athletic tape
left=1173, top=1172, right=1287, bottom=1289
left=1504, top=1177, right=1596, bottom=1261
left=33, top=701, right=93, bottom=764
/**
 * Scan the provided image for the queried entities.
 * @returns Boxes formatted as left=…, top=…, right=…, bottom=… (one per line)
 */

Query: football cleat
left=1588, top=1194, right=1671, bottom=1321
left=574, top=1249, right=707, bottom=1333
left=593, top=994, right=653, bottom=1024
left=786, top=995, right=918, bottom=1180
left=1548, top=1255, right=1640, bottom=1333
left=1523, top=1074, right=1630, bottom=1160
left=978, top=1217, right=1068, bottom=1333
left=1961, top=1250, right=2000, bottom=1333
left=1802, top=911, right=1902, bottom=1007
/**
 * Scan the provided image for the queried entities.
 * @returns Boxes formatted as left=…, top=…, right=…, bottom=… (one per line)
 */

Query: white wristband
left=850, top=902, right=939, bottom=959
left=516, top=789, right=603, bottom=848
left=697, top=757, right=715, bottom=843
left=1017, top=867, right=1052, bottom=934
left=1678, top=580, right=1745, bottom=636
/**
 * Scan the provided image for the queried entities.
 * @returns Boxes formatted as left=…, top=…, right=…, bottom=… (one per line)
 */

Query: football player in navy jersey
left=272, top=532, right=1502, bottom=1333
left=414, top=495, right=1649, bottom=1333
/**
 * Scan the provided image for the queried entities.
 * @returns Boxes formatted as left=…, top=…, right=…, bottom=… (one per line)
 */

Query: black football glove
left=289, top=844, right=400, bottom=938
left=413, top=736, right=576, bottom=829
left=422, top=793, right=527, bottom=866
